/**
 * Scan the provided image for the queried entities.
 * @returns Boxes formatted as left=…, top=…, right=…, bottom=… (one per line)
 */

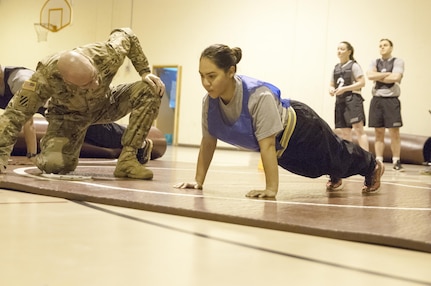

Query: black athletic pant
left=85, top=123, right=125, bottom=149
left=277, top=100, right=376, bottom=180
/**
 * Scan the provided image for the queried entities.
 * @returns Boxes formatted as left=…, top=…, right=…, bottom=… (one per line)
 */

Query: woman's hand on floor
left=174, top=182, right=203, bottom=190
left=246, top=189, right=277, bottom=198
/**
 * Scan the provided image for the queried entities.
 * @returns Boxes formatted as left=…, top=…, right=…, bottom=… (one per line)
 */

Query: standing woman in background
left=329, top=41, right=369, bottom=151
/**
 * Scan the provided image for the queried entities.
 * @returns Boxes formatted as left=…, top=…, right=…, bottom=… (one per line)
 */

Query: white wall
left=1, top=0, right=430, bottom=146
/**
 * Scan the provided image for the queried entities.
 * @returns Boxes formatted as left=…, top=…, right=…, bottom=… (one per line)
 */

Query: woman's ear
left=228, top=66, right=236, bottom=78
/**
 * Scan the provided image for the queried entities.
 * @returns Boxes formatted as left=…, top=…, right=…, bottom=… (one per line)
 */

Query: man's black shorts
left=368, top=96, right=403, bottom=128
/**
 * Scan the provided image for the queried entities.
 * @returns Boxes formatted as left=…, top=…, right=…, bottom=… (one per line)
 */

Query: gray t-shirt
left=0, top=67, right=35, bottom=97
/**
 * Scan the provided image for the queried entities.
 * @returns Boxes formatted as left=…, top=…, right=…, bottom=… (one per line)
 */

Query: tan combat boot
left=114, top=146, right=153, bottom=180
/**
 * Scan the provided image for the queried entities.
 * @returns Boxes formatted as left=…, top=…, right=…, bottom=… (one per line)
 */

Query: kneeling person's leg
left=104, top=81, right=161, bottom=179
left=36, top=118, right=86, bottom=174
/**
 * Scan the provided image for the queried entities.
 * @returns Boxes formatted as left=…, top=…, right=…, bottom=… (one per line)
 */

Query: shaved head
left=57, top=51, right=98, bottom=89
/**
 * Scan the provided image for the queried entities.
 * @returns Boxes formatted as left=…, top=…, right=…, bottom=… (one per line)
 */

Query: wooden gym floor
left=1, top=146, right=430, bottom=286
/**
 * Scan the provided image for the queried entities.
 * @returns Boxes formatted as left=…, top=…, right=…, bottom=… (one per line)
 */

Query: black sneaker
left=326, top=177, right=344, bottom=192
left=136, top=139, right=153, bottom=164
left=393, top=160, right=404, bottom=172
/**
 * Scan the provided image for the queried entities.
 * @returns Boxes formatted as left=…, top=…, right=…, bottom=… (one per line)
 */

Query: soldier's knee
left=137, top=81, right=159, bottom=100
left=131, top=81, right=161, bottom=108
left=35, top=152, right=78, bottom=174
left=36, top=137, right=78, bottom=174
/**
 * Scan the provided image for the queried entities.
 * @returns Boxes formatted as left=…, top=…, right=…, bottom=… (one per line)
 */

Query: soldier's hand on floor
left=246, top=189, right=277, bottom=199
left=143, top=73, right=165, bottom=97
left=174, top=182, right=203, bottom=190
left=0, top=165, right=6, bottom=174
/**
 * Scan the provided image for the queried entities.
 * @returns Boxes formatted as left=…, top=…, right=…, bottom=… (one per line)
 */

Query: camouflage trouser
left=36, top=81, right=161, bottom=174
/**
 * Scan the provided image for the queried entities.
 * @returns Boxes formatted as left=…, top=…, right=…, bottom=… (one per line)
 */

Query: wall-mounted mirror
left=152, top=65, right=182, bottom=146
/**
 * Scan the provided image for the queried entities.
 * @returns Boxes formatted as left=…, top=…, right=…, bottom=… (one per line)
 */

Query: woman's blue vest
left=207, top=75, right=289, bottom=151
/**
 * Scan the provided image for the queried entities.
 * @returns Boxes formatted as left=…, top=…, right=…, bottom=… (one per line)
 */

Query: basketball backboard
left=39, top=0, right=72, bottom=32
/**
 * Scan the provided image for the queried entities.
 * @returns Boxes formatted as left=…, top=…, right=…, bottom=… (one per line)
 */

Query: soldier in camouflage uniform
left=0, top=28, right=164, bottom=179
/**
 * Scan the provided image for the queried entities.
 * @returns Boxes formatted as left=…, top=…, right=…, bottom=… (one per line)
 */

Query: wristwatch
left=26, top=153, right=37, bottom=158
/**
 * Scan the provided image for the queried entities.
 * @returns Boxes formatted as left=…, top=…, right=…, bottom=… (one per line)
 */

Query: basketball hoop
left=40, top=0, right=72, bottom=32
left=34, top=23, right=49, bottom=42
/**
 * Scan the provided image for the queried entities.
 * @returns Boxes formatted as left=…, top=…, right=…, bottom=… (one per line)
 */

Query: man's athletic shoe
left=362, top=160, right=385, bottom=193
left=393, top=160, right=405, bottom=172
left=420, top=166, right=431, bottom=175
left=326, top=178, right=344, bottom=192
left=136, top=139, right=153, bottom=164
